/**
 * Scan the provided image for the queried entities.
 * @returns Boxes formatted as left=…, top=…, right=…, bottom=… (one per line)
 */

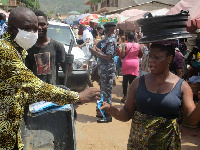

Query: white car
left=47, top=21, right=89, bottom=92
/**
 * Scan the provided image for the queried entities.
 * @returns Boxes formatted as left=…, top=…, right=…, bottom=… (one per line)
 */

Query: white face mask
left=14, top=28, right=38, bottom=50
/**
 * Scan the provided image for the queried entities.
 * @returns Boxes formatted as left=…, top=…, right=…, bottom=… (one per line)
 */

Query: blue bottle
left=97, top=92, right=106, bottom=119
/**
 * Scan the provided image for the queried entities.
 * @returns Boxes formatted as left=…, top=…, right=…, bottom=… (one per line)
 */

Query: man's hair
left=35, top=10, right=47, bottom=20
left=79, top=24, right=86, bottom=30
left=8, top=7, right=35, bottom=26
left=127, top=32, right=135, bottom=41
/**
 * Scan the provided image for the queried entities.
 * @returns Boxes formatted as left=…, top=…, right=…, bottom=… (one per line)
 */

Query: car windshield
left=47, top=24, right=74, bottom=46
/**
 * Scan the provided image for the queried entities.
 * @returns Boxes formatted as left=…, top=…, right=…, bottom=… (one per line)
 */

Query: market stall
left=167, top=0, right=200, bottom=33
left=166, top=0, right=200, bottom=100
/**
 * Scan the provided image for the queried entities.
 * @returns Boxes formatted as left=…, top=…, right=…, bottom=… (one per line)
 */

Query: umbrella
left=90, top=18, right=100, bottom=24
left=74, top=13, right=91, bottom=25
left=118, top=9, right=146, bottom=30
left=79, top=14, right=99, bottom=25
left=119, top=8, right=169, bottom=31
left=65, top=15, right=80, bottom=25
left=120, top=9, right=146, bottom=17
left=67, top=11, right=81, bottom=15
left=107, top=14, right=130, bottom=24
left=167, top=0, right=200, bottom=33
left=151, top=8, right=169, bottom=16
left=118, top=9, right=146, bottom=31
left=76, top=13, right=91, bottom=21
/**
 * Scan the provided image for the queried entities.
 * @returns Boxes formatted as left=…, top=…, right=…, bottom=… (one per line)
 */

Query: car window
left=47, top=24, right=74, bottom=46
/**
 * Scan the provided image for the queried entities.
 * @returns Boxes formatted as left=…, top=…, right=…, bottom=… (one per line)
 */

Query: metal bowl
left=137, top=10, right=192, bottom=44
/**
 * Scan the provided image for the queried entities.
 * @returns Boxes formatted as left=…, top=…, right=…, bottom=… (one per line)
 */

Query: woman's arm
left=181, top=81, right=200, bottom=125
left=101, top=77, right=140, bottom=122
left=138, top=45, right=143, bottom=58
left=120, top=43, right=126, bottom=59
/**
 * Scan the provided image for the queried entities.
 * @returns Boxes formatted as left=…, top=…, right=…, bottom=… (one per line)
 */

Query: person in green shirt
left=0, top=7, right=100, bottom=150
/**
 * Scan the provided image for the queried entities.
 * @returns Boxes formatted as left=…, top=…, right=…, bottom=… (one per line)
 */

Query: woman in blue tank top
left=100, top=40, right=200, bottom=149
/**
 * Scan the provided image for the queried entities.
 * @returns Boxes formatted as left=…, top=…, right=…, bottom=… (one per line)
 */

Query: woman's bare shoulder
left=181, top=79, right=192, bottom=91
left=169, top=73, right=181, bottom=82
left=169, top=74, right=190, bottom=92
left=129, top=76, right=141, bottom=91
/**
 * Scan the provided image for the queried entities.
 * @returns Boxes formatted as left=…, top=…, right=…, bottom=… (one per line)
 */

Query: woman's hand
left=100, top=102, right=111, bottom=112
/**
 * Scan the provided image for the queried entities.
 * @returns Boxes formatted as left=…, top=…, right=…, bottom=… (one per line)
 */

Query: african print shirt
left=0, top=32, right=79, bottom=149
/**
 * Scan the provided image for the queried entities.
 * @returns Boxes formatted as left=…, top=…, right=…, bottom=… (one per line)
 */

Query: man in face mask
left=7, top=8, right=38, bottom=50
left=0, top=7, right=100, bottom=150
left=0, top=13, right=7, bottom=38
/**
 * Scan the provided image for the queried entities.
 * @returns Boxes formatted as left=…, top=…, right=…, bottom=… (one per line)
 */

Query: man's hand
left=85, top=38, right=90, bottom=43
left=89, top=47, right=96, bottom=53
left=95, top=46, right=101, bottom=52
left=78, top=87, right=101, bottom=103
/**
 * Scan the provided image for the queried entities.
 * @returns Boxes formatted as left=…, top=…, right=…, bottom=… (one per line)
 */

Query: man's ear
left=7, top=26, right=18, bottom=38
left=7, top=26, right=13, bottom=33
left=7, top=26, right=15, bottom=35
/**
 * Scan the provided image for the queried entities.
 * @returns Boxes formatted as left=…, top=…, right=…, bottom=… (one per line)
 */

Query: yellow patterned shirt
left=0, top=32, right=79, bottom=149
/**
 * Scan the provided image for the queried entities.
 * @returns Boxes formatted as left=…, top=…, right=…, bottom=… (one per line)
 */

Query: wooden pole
left=6, top=0, right=8, bottom=12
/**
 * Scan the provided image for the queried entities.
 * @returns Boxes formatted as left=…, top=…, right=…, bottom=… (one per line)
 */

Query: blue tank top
left=135, top=75, right=183, bottom=119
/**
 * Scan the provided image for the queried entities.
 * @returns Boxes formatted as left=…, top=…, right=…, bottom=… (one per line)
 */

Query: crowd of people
left=0, top=6, right=200, bottom=150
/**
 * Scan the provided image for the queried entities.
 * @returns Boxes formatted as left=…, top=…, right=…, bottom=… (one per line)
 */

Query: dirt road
left=74, top=76, right=200, bottom=150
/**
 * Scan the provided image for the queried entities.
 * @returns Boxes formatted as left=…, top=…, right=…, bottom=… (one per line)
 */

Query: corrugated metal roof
left=133, top=1, right=174, bottom=7
left=103, top=0, right=176, bottom=15
left=133, top=0, right=180, bottom=5
left=156, top=0, right=181, bottom=5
